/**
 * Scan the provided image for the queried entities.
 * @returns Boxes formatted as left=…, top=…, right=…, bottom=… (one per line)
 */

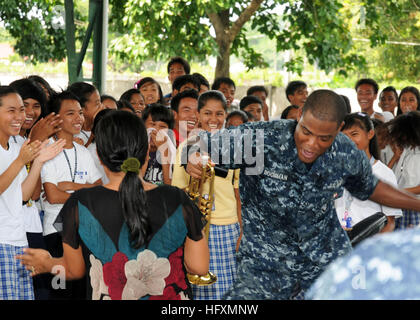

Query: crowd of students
left=1, top=55, right=420, bottom=300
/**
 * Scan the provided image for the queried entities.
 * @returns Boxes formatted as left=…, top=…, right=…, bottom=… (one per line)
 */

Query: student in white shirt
left=355, top=78, right=394, bottom=123
left=335, top=112, right=402, bottom=234
left=41, top=90, right=102, bottom=299
left=9, top=78, right=63, bottom=300
left=67, top=82, right=103, bottom=146
left=387, top=111, right=420, bottom=229
left=86, top=108, right=113, bottom=185
left=0, top=86, right=64, bottom=300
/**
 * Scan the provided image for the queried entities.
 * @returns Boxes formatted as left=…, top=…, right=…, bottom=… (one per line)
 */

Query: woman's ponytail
left=95, top=111, right=150, bottom=249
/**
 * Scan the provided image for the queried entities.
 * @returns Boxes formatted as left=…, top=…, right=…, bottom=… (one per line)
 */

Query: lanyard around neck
left=63, top=144, right=77, bottom=183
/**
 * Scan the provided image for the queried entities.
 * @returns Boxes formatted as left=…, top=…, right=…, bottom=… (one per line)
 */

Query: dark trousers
left=26, top=232, right=50, bottom=300
left=43, top=232, right=86, bottom=300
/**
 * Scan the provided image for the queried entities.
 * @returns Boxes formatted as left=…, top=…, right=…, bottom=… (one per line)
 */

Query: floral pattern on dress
left=89, top=255, right=110, bottom=300
left=122, top=250, right=170, bottom=300
left=88, top=246, right=189, bottom=300
left=103, top=252, right=129, bottom=300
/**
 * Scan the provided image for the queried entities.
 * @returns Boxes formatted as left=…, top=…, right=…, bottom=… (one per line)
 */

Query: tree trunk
left=207, top=1, right=263, bottom=79
left=215, top=40, right=231, bottom=79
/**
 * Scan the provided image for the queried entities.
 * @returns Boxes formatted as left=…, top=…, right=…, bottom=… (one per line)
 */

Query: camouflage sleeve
left=181, top=122, right=266, bottom=175
left=343, top=146, right=379, bottom=201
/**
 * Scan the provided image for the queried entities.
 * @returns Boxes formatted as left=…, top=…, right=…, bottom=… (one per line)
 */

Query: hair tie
left=121, top=157, right=141, bottom=174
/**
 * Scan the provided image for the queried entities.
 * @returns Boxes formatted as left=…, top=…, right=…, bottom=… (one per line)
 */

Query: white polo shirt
left=335, top=159, right=402, bottom=227
left=393, top=146, right=420, bottom=199
left=0, top=141, right=28, bottom=246
left=41, top=138, right=102, bottom=236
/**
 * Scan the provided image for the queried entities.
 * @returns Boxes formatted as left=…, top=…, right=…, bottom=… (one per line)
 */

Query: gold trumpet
left=185, top=155, right=217, bottom=286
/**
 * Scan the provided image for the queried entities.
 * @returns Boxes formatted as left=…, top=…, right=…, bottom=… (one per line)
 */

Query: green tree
left=0, top=0, right=86, bottom=64
left=346, top=0, right=420, bottom=83
left=1, top=0, right=415, bottom=81
left=109, top=0, right=385, bottom=79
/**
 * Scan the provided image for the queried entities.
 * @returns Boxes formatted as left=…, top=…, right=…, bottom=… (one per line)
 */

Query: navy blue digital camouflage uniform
left=190, top=119, right=379, bottom=299
left=306, top=227, right=420, bottom=300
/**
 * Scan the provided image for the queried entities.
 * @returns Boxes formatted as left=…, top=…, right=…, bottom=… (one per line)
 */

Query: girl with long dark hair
left=387, top=111, right=420, bottom=229
left=335, top=112, right=402, bottom=233
left=17, top=110, right=209, bottom=300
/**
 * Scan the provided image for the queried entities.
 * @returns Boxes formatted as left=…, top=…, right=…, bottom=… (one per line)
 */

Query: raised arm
left=369, top=180, right=420, bottom=212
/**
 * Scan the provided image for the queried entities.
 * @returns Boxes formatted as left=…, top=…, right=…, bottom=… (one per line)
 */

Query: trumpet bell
left=187, top=271, right=217, bottom=286
left=185, top=157, right=217, bottom=286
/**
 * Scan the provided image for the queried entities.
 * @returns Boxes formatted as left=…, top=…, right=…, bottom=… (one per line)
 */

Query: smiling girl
left=335, top=112, right=402, bottom=233
left=387, top=111, right=420, bottom=229
left=135, top=77, right=164, bottom=106
left=40, top=91, right=103, bottom=299
left=9, top=78, right=63, bottom=300
left=0, top=86, right=64, bottom=299
left=171, top=90, right=242, bottom=300
left=68, top=82, right=103, bottom=146
left=397, top=86, right=420, bottom=115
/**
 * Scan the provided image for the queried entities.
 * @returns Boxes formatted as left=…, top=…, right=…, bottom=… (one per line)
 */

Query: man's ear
left=337, top=120, right=345, bottom=132
left=367, top=129, right=375, bottom=141
left=172, top=109, right=178, bottom=121
left=297, top=107, right=303, bottom=120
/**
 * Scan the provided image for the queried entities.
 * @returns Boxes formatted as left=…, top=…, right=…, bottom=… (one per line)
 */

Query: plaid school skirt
left=395, top=210, right=420, bottom=230
left=0, top=243, right=34, bottom=300
left=191, top=223, right=240, bottom=300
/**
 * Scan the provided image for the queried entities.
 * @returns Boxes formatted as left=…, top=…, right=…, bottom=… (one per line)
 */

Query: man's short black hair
left=170, top=89, right=199, bottom=113
left=167, top=56, right=191, bottom=75
left=47, top=90, right=81, bottom=115
left=302, top=89, right=347, bottom=127
left=172, top=75, right=200, bottom=92
left=340, top=94, right=352, bottom=114
left=247, top=85, right=268, bottom=96
left=192, top=73, right=210, bottom=89
left=116, top=99, right=135, bottom=112
left=142, top=103, right=175, bottom=129
left=355, top=78, right=379, bottom=94
left=67, top=81, right=97, bottom=108
left=239, top=95, right=263, bottom=110
left=281, top=105, right=300, bottom=119
left=101, top=94, right=117, bottom=103
left=211, top=77, right=236, bottom=90
left=226, top=110, right=248, bottom=123
left=119, top=88, right=142, bottom=102
left=285, top=80, right=307, bottom=101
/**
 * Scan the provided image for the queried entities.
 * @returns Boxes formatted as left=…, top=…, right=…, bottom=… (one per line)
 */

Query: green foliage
left=342, top=0, right=420, bottom=83
left=107, top=0, right=387, bottom=78
left=0, top=0, right=91, bottom=64
left=0, top=0, right=66, bottom=63
left=108, top=0, right=218, bottom=72
left=2, top=0, right=420, bottom=84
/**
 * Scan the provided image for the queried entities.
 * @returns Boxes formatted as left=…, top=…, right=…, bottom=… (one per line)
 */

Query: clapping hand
left=34, top=138, right=66, bottom=164
left=18, top=140, right=42, bottom=165
left=28, top=113, right=62, bottom=142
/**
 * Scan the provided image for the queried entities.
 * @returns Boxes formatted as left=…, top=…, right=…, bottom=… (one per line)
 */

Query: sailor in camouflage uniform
left=306, top=227, right=420, bottom=300
left=185, top=89, right=418, bottom=299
